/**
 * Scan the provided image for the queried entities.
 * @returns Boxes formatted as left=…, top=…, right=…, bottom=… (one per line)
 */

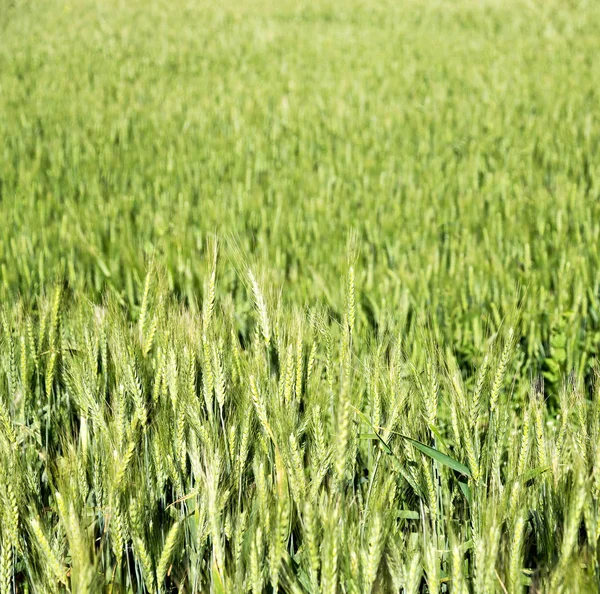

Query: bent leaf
left=398, top=434, right=471, bottom=477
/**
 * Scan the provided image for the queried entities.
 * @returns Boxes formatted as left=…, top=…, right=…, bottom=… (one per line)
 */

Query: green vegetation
left=1, top=0, right=600, bottom=591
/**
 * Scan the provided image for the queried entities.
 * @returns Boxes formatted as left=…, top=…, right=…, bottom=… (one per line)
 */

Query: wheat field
left=1, top=0, right=600, bottom=592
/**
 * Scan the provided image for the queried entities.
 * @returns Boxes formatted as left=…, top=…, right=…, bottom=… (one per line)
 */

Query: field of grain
left=1, top=0, right=600, bottom=591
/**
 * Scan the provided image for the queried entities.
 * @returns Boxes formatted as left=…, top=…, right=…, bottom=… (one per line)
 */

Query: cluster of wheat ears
left=0, top=244, right=599, bottom=593
left=2, top=1, right=600, bottom=590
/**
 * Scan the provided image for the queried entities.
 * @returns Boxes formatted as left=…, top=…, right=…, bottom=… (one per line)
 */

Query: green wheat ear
left=156, top=521, right=181, bottom=588
left=248, top=269, right=271, bottom=349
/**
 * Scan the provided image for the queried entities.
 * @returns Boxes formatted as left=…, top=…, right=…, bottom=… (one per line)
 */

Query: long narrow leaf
left=398, top=434, right=472, bottom=477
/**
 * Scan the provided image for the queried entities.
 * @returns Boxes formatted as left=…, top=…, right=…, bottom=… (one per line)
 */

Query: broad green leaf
left=212, top=561, right=226, bottom=594
left=397, top=510, right=420, bottom=520
left=398, top=434, right=472, bottom=477
left=459, top=480, right=471, bottom=505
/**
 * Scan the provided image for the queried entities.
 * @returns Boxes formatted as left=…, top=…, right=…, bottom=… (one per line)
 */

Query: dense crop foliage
left=1, top=0, right=600, bottom=591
